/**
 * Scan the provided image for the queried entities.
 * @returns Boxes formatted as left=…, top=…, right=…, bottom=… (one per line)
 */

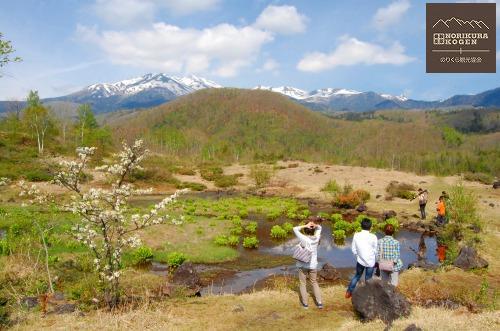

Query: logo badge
left=426, top=3, right=496, bottom=73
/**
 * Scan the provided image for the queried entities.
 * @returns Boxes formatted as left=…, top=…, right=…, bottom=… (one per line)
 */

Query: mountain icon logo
left=432, top=17, right=490, bottom=30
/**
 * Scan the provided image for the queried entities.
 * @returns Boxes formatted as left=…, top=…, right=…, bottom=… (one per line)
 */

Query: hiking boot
left=300, top=301, right=309, bottom=309
left=345, top=291, right=352, bottom=299
left=316, top=303, right=324, bottom=309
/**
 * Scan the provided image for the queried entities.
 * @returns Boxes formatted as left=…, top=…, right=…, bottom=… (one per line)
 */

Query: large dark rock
left=356, top=203, right=368, bottom=212
left=162, top=262, right=202, bottom=297
left=493, top=181, right=500, bottom=189
left=453, top=246, right=488, bottom=270
left=383, top=210, right=397, bottom=220
left=352, top=279, right=411, bottom=323
left=318, top=263, right=340, bottom=281
left=404, top=324, right=423, bottom=331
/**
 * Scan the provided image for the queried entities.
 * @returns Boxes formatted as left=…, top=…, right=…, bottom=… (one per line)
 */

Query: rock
left=376, top=194, right=382, bottom=199
left=52, top=292, right=65, bottom=301
left=382, top=210, right=397, bottom=220
left=408, top=260, right=439, bottom=270
left=50, top=303, right=76, bottom=315
left=21, top=297, right=38, bottom=309
left=351, top=279, right=411, bottom=323
left=318, top=263, right=340, bottom=281
left=162, top=262, right=202, bottom=297
left=404, top=324, right=423, bottom=331
left=356, top=203, right=368, bottom=212
left=489, top=203, right=495, bottom=207
left=232, top=304, right=244, bottom=313
left=453, top=246, right=488, bottom=270
left=493, top=181, right=500, bottom=189
left=423, top=298, right=461, bottom=310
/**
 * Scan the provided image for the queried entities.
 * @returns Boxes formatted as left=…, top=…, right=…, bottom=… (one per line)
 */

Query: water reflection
left=261, top=224, right=438, bottom=269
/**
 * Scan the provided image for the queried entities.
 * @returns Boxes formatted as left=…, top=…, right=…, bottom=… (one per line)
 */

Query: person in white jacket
left=293, top=220, right=323, bottom=309
left=345, top=218, right=378, bottom=298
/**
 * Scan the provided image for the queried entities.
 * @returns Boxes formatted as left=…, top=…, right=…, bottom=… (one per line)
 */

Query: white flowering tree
left=20, top=140, right=186, bottom=307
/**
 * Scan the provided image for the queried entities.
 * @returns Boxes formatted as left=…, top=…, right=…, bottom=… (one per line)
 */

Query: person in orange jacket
left=436, top=196, right=447, bottom=226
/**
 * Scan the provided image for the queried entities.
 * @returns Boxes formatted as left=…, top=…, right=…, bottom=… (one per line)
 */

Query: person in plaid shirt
left=377, top=224, right=403, bottom=286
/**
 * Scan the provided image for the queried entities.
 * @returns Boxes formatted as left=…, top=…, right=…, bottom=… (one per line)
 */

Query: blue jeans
left=347, top=262, right=374, bottom=293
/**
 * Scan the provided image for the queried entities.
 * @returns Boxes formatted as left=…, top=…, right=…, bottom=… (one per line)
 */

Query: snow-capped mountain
left=47, top=73, right=221, bottom=113
left=253, top=85, right=309, bottom=100
left=12, top=73, right=496, bottom=114
left=254, top=85, right=417, bottom=112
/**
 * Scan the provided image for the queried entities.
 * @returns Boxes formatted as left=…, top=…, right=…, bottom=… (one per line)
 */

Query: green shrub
left=214, top=235, right=229, bottom=246
left=167, top=252, right=187, bottom=268
left=349, top=220, right=362, bottom=233
left=330, top=213, right=344, bottom=223
left=333, top=220, right=350, bottom=232
left=238, top=209, right=249, bottom=218
left=242, top=236, right=259, bottom=248
left=333, top=229, right=346, bottom=240
left=175, top=167, right=196, bottom=176
left=199, top=166, right=223, bottom=181
left=214, top=175, right=238, bottom=188
left=267, top=209, right=281, bottom=221
left=321, top=179, right=340, bottom=194
left=25, top=169, right=52, bottom=182
left=295, top=209, right=311, bottom=220
left=282, top=222, right=294, bottom=234
left=176, top=182, right=207, bottom=191
left=379, top=217, right=400, bottom=232
left=131, top=246, right=154, bottom=266
left=230, top=226, right=243, bottom=236
left=463, top=172, right=494, bottom=185
left=385, top=181, right=416, bottom=200
left=227, top=235, right=240, bottom=246
left=0, top=240, right=10, bottom=255
left=250, top=165, right=273, bottom=187
left=231, top=216, right=242, bottom=227
left=245, top=221, right=258, bottom=234
left=442, top=126, right=464, bottom=147
left=270, top=225, right=288, bottom=239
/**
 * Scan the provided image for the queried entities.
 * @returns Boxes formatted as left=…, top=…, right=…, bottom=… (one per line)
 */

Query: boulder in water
left=351, top=279, right=411, bottom=323
left=453, top=246, right=488, bottom=270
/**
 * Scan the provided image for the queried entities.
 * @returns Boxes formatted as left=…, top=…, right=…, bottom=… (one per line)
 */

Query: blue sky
left=0, top=0, right=498, bottom=100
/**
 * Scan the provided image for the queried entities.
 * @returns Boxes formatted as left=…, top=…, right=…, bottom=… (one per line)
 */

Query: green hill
left=107, top=88, right=499, bottom=176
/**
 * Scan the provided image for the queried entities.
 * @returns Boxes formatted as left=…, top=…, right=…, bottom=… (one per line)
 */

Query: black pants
left=419, top=203, right=426, bottom=220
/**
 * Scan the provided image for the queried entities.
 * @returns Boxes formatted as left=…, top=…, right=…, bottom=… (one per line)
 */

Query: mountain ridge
left=0, top=73, right=499, bottom=113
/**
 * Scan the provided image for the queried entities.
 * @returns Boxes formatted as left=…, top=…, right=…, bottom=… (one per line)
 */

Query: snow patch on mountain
left=86, top=73, right=221, bottom=99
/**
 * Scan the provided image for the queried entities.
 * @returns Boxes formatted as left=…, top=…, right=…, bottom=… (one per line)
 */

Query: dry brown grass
left=339, top=306, right=500, bottom=331
left=11, top=285, right=500, bottom=331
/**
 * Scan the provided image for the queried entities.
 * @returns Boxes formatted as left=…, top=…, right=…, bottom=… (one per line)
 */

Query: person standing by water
left=436, top=196, right=447, bottom=226
left=345, top=218, right=378, bottom=299
left=293, top=219, right=323, bottom=309
left=413, top=188, right=428, bottom=220
left=377, top=224, right=403, bottom=286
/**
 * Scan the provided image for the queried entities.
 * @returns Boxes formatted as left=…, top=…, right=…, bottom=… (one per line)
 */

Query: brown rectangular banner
left=426, top=3, right=496, bottom=73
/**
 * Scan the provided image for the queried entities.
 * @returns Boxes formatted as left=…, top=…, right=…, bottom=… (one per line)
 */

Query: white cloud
left=297, top=36, right=415, bottom=72
left=77, top=23, right=273, bottom=77
left=373, top=0, right=411, bottom=30
left=93, top=0, right=155, bottom=26
left=262, top=58, right=279, bottom=71
left=160, top=0, right=220, bottom=15
left=93, top=0, right=221, bottom=26
left=254, top=5, right=307, bottom=34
